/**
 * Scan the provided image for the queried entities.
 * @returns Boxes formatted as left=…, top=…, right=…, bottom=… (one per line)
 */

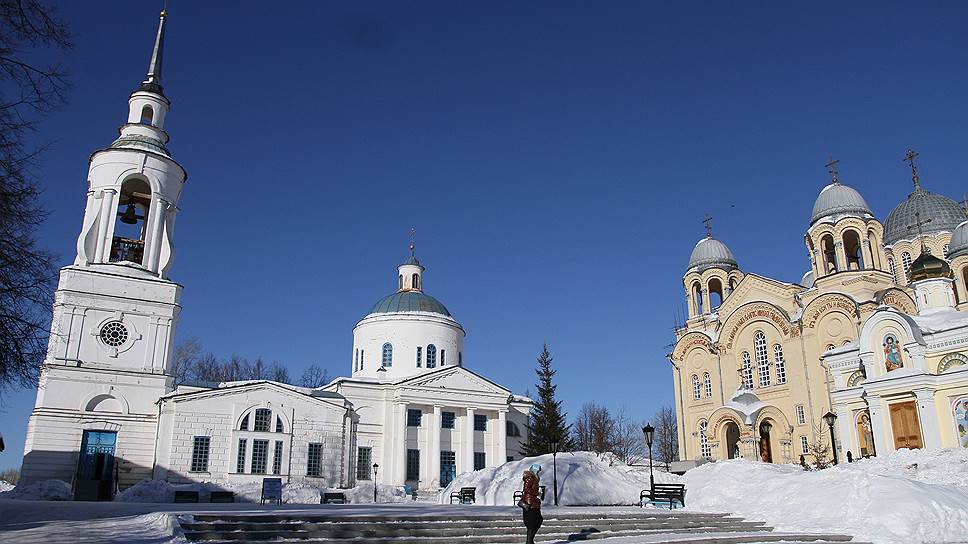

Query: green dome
left=367, top=291, right=451, bottom=317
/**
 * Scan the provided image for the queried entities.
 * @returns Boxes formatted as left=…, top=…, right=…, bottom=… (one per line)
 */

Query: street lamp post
left=822, top=412, right=838, bottom=465
left=372, top=463, right=379, bottom=503
left=551, top=438, right=560, bottom=507
left=643, top=424, right=655, bottom=490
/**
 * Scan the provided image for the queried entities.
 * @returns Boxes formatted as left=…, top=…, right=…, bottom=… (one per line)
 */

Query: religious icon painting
left=883, top=334, right=903, bottom=372
left=955, top=397, right=968, bottom=448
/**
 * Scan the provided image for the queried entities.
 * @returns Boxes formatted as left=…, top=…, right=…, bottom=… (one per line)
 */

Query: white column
left=835, top=406, right=857, bottom=460
left=430, top=405, right=441, bottom=488
left=497, top=410, right=508, bottom=466
left=146, top=195, right=168, bottom=272
left=465, top=408, right=476, bottom=472
left=913, top=389, right=943, bottom=449
left=394, top=403, right=407, bottom=484
left=93, top=188, right=117, bottom=262
left=867, top=395, right=892, bottom=456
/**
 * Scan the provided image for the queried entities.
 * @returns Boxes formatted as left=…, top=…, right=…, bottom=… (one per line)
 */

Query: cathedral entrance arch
left=758, top=420, right=773, bottom=463
left=724, top=421, right=741, bottom=459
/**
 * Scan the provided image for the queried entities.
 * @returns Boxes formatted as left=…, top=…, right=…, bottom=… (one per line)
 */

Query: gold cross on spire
left=906, top=211, right=933, bottom=255
left=825, top=155, right=840, bottom=183
left=702, top=214, right=713, bottom=238
left=904, top=149, right=921, bottom=190
left=409, top=227, right=416, bottom=256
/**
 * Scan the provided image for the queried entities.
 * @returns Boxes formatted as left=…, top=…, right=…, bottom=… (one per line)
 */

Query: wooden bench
left=209, top=491, right=234, bottom=503
left=450, top=487, right=476, bottom=504
left=513, top=485, right=546, bottom=504
left=640, top=483, right=686, bottom=509
left=173, top=490, right=199, bottom=503
left=322, top=492, right=347, bottom=504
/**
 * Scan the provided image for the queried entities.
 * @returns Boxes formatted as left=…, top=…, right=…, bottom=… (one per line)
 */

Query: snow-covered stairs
left=178, top=510, right=868, bottom=544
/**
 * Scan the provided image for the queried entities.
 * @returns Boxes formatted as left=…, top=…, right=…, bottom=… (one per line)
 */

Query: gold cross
left=825, top=156, right=840, bottom=183
left=904, top=149, right=920, bottom=190
left=409, top=227, right=416, bottom=255
left=703, top=214, right=713, bottom=238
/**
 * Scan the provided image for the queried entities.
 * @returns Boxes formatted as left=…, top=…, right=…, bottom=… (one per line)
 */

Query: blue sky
left=2, top=1, right=967, bottom=470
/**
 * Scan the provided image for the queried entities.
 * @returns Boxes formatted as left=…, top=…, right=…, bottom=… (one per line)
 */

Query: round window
left=99, top=321, right=129, bottom=347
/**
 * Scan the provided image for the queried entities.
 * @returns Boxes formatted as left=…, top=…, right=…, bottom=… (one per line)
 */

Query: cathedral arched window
left=754, top=331, right=770, bottom=387
left=888, top=258, right=897, bottom=283
left=939, top=353, right=968, bottom=373
left=773, top=344, right=787, bottom=384
left=702, top=372, right=712, bottom=398
left=843, top=230, right=864, bottom=270
left=398, top=275, right=403, bottom=290
left=111, top=177, right=152, bottom=265
left=426, top=344, right=437, bottom=368
left=254, top=408, right=272, bottom=432
left=412, top=273, right=419, bottom=290
left=382, top=342, right=393, bottom=367
left=821, top=234, right=837, bottom=273
left=692, top=282, right=703, bottom=315
left=140, top=105, right=153, bottom=125
left=692, top=374, right=701, bottom=400
left=708, top=278, right=724, bottom=310
left=741, top=352, right=753, bottom=389
left=698, top=420, right=710, bottom=458
left=239, top=414, right=250, bottom=431
left=901, top=252, right=912, bottom=281
left=868, top=229, right=881, bottom=269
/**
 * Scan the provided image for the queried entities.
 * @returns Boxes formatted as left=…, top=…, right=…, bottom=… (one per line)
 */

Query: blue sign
left=262, top=477, right=283, bottom=504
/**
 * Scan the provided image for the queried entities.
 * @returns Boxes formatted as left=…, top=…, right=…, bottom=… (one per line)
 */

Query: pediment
left=718, top=274, right=796, bottom=317
left=398, top=367, right=510, bottom=397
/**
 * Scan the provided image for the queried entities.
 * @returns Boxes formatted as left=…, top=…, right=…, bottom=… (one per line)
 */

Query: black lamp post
left=643, top=424, right=655, bottom=489
left=372, top=463, right=379, bottom=502
left=822, top=411, right=838, bottom=465
left=550, top=438, right=560, bottom=506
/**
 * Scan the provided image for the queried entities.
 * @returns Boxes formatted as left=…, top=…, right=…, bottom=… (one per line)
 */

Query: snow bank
left=439, top=452, right=679, bottom=506
left=0, top=479, right=71, bottom=501
left=0, top=480, right=14, bottom=493
left=683, top=448, right=968, bottom=544
left=115, top=478, right=407, bottom=504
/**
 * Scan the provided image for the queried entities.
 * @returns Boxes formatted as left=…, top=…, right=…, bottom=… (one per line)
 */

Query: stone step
left=187, top=533, right=858, bottom=544
left=188, top=512, right=733, bottom=524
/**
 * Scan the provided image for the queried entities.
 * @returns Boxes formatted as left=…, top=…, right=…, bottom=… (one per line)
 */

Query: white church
left=19, top=11, right=530, bottom=500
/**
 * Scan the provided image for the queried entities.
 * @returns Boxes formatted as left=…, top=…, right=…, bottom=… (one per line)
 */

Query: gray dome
left=367, top=291, right=451, bottom=317
left=811, top=182, right=873, bottom=225
left=947, top=221, right=968, bottom=260
left=687, top=237, right=738, bottom=273
left=884, top=188, right=965, bottom=245
left=800, top=270, right=816, bottom=288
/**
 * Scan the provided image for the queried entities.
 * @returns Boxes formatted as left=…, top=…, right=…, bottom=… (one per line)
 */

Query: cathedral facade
left=19, top=12, right=529, bottom=499
left=670, top=161, right=968, bottom=465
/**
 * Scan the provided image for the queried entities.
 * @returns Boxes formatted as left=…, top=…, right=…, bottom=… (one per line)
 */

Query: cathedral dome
left=810, top=182, right=873, bottom=225
left=883, top=188, right=965, bottom=245
left=909, top=251, right=952, bottom=282
left=367, top=291, right=451, bottom=317
left=946, top=221, right=968, bottom=260
left=687, top=236, right=738, bottom=273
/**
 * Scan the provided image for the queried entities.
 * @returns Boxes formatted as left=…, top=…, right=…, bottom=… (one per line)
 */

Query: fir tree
left=523, top=342, right=572, bottom=456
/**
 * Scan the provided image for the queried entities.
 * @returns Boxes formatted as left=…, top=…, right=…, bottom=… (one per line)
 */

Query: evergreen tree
left=522, top=342, right=572, bottom=455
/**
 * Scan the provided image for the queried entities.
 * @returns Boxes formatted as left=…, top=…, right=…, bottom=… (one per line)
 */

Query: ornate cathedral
left=19, top=12, right=529, bottom=499
left=670, top=158, right=968, bottom=465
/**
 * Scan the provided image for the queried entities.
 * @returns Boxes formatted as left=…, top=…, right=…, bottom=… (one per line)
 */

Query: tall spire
left=140, top=9, right=167, bottom=94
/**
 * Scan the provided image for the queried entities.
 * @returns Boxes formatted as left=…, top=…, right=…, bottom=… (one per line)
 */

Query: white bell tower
left=21, top=11, right=187, bottom=494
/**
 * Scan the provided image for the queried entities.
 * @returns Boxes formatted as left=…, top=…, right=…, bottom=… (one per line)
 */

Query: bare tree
left=610, top=406, right=646, bottom=465
left=0, top=0, right=72, bottom=396
left=300, top=364, right=330, bottom=388
left=651, top=406, right=679, bottom=469
left=573, top=402, right=615, bottom=456
left=170, top=339, right=292, bottom=385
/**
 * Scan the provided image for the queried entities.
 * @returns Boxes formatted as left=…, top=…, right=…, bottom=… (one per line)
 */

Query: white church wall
left=352, top=313, right=464, bottom=381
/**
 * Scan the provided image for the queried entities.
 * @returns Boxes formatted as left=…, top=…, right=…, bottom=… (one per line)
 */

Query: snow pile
left=0, top=480, right=15, bottom=493
left=683, top=449, right=968, bottom=544
left=439, top=452, right=678, bottom=506
left=0, top=479, right=71, bottom=501
left=115, top=478, right=407, bottom=504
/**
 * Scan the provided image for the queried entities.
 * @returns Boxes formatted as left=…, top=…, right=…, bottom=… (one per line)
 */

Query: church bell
left=119, top=203, right=140, bottom=224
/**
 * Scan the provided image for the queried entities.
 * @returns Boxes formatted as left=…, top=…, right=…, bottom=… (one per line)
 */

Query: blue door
left=440, top=451, right=456, bottom=487
left=75, top=431, right=117, bottom=500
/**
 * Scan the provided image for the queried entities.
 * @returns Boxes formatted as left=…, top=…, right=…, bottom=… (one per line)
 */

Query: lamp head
left=822, top=411, right=837, bottom=427
left=551, top=438, right=559, bottom=454
left=643, top=423, right=655, bottom=447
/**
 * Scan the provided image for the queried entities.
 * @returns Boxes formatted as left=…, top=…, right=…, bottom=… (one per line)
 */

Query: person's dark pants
left=523, top=508, right=543, bottom=544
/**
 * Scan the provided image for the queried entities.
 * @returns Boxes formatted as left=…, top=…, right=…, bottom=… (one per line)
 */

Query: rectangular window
left=474, top=451, right=486, bottom=471
left=800, top=436, right=809, bottom=455
left=796, top=405, right=806, bottom=425
left=307, top=443, right=322, bottom=477
left=190, top=436, right=210, bottom=472
left=441, top=349, right=445, bottom=366
left=474, top=414, right=487, bottom=432
left=354, top=348, right=358, bottom=371
left=251, top=439, right=269, bottom=474
left=406, top=449, right=420, bottom=481
left=356, top=447, right=372, bottom=480
left=236, top=438, right=247, bottom=473
left=272, top=440, right=284, bottom=475
left=254, top=408, right=272, bottom=432
left=441, top=411, right=456, bottom=429
left=407, top=409, right=422, bottom=427
left=416, top=347, right=422, bottom=367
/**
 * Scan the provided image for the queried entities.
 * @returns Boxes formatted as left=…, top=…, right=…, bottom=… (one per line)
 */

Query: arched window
left=698, top=420, right=710, bottom=458
left=888, top=258, right=898, bottom=283
left=846, top=370, right=865, bottom=387
left=754, top=331, right=770, bottom=387
left=382, top=342, right=393, bottom=367
left=692, top=375, right=701, bottom=400
left=939, top=353, right=968, bottom=373
left=901, top=252, right=912, bottom=281
left=693, top=282, right=703, bottom=315
left=868, top=229, right=881, bottom=269
left=703, top=372, right=712, bottom=398
left=140, top=105, right=153, bottom=125
left=111, top=178, right=152, bottom=264
left=708, top=278, right=724, bottom=310
left=506, top=421, right=522, bottom=437
left=426, top=344, right=437, bottom=368
left=773, top=344, right=787, bottom=384
left=821, top=234, right=838, bottom=273
left=254, top=408, right=272, bottom=432
left=412, top=273, right=419, bottom=290
left=275, top=416, right=285, bottom=433
left=398, top=275, right=403, bottom=290
left=741, top=352, right=753, bottom=389
left=843, top=230, right=864, bottom=270
left=240, top=414, right=250, bottom=431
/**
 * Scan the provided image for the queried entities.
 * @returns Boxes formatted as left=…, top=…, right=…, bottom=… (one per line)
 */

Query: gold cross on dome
left=904, top=149, right=921, bottom=190
left=825, top=156, right=840, bottom=183
left=702, top=214, right=713, bottom=238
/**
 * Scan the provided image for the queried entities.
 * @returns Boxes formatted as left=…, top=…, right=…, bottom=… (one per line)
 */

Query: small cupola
left=397, top=241, right=425, bottom=292
left=909, top=251, right=951, bottom=282
left=909, top=247, right=956, bottom=313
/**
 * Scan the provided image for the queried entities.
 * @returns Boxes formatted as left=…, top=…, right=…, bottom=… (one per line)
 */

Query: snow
left=0, top=480, right=14, bottom=492
left=682, top=448, right=968, bottom=544
left=0, top=479, right=71, bottom=500
left=439, top=451, right=677, bottom=506
left=115, top=478, right=408, bottom=504
left=911, top=307, right=968, bottom=333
